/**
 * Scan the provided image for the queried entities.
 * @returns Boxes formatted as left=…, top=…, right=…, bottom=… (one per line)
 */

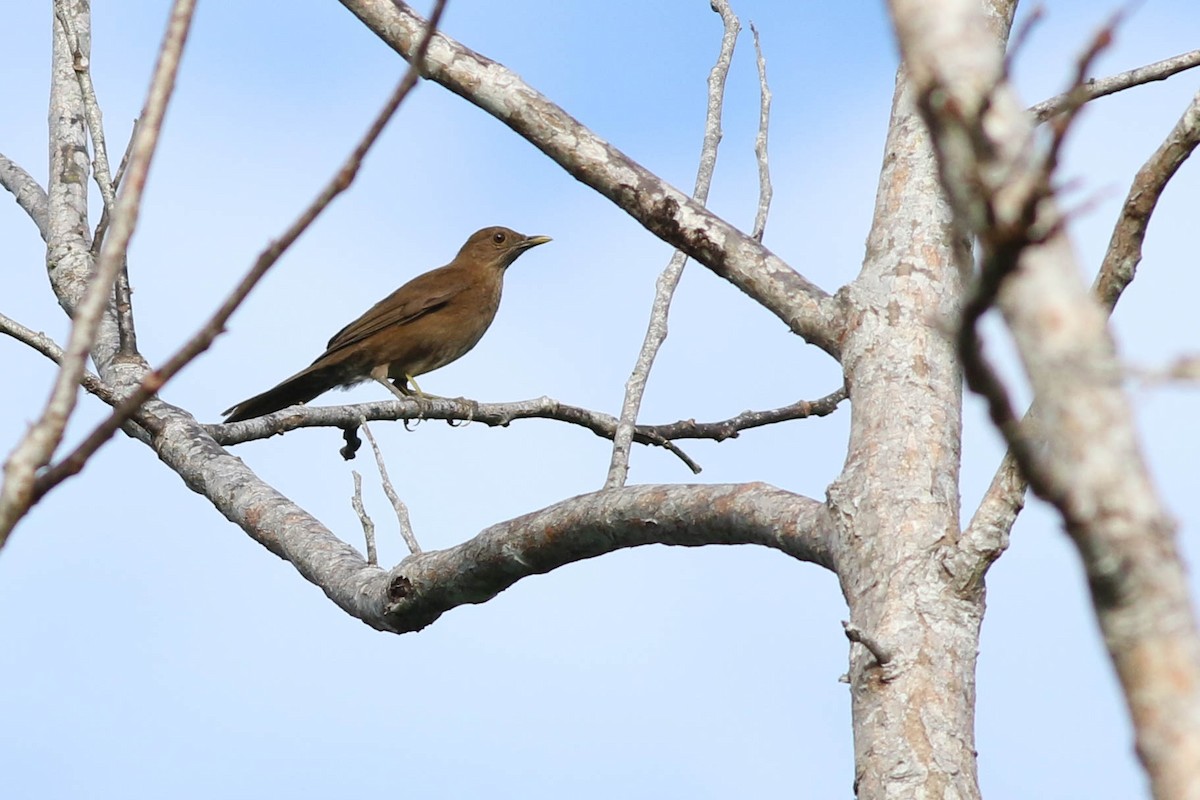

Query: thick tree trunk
left=830, top=70, right=980, bottom=798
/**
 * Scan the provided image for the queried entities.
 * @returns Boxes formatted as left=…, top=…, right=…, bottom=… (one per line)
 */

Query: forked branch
left=606, top=0, right=741, bottom=489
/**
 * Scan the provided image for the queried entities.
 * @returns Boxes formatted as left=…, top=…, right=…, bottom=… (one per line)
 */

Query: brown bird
left=222, top=226, right=551, bottom=423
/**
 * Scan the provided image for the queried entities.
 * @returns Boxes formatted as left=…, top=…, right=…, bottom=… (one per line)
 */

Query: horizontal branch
left=157, top=396, right=836, bottom=633
left=337, top=0, right=843, bottom=358
left=381, top=482, right=835, bottom=632
left=208, top=388, right=847, bottom=456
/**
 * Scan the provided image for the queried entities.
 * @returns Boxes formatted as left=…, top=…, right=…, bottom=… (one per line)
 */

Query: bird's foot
left=375, top=375, right=429, bottom=421
left=447, top=397, right=474, bottom=428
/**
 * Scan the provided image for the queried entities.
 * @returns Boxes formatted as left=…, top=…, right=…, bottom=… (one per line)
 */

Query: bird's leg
left=398, top=374, right=425, bottom=401
left=372, top=375, right=429, bottom=419
left=393, top=374, right=447, bottom=412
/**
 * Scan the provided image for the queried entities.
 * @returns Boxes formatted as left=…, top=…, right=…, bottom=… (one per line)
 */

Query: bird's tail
left=222, top=363, right=343, bottom=423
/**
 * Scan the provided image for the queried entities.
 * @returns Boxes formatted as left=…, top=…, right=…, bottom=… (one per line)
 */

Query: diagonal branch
left=1095, top=87, right=1200, bottom=311
left=605, top=0, right=740, bottom=489
left=0, top=153, right=49, bottom=240
left=28, top=0, right=450, bottom=506
left=1030, top=49, right=1200, bottom=122
left=0, top=0, right=197, bottom=546
left=337, top=0, right=843, bottom=358
left=0, top=313, right=138, bottom=429
left=963, top=86, right=1200, bottom=573
left=360, top=422, right=421, bottom=555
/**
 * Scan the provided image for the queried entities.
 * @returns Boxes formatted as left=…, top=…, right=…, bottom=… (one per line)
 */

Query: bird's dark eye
left=492, top=231, right=506, bottom=244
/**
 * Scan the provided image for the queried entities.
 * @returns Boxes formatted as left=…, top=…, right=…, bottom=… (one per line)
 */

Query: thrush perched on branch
left=221, top=226, right=551, bottom=423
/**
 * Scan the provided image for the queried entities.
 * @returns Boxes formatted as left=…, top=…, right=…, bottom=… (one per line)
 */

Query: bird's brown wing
left=320, top=267, right=466, bottom=357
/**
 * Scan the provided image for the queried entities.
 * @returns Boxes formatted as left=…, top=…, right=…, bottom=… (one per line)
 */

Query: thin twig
left=1043, top=9, right=1124, bottom=170
left=350, top=470, right=378, bottom=566
left=29, top=0, right=450, bottom=504
left=0, top=313, right=130, bottom=417
left=749, top=22, right=773, bottom=241
left=91, top=118, right=138, bottom=257
left=1127, top=354, right=1200, bottom=385
left=361, top=422, right=421, bottom=555
left=604, top=0, right=740, bottom=489
left=98, top=124, right=141, bottom=353
left=111, top=266, right=138, bottom=354
left=1030, top=48, right=1200, bottom=122
left=643, top=386, right=847, bottom=441
left=0, top=0, right=196, bottom=544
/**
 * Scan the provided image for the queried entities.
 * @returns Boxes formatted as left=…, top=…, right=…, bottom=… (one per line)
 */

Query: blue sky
left=1, top=2, right=1198, bottom=798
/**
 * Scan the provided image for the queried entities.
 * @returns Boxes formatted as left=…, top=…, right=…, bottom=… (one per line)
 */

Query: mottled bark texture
left=888, top=1, right=1200, bottom=798
left=830, top=69, right=976, bottom=798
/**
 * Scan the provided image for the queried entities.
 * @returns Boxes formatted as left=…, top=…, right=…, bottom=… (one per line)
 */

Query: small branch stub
left=842, top=620, right=894, bottom=667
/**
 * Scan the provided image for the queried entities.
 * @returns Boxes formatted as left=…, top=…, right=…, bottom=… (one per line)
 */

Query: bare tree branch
left=4, top=0, right=196, bottom=529
left=890, top=1, right=1200, bottom=795
left=0, top=153, right=49, bottom=240
left=210, top=388, right=847, bottom=455
left=1095, top=87, right=1200, bottom=311
left=963, top=86, right=1200, bottom=576
left=91, top=122, right=140, bottom=353
left=952, top=451, right=1024, bottom=592
left=0, top=312, right=140, bottom=428
left=644, top=387, right=848, bottom=441
left=1, top=0, right=198, bottom=545
left=749, top=22, right=773, bottom=241
left=53, top=0, right=140, bottom=357
left=831, top=43, right=986, bottom=797
left=91, top=119, right=137, bottom=257
left=1031, top=49, right=1200, bottom=122
left=337, top=0, right=843, bottom=358
left=381, top=483, right=835, bottom=633
left=350, top=470, right=378, bottom=566
left=361, top=422, right=421, bottom=555
left=53, top=0, right=117, bottom=210
left=605, top=0, right=740, bottom=489
left=27, top=0, right=450, bottom=507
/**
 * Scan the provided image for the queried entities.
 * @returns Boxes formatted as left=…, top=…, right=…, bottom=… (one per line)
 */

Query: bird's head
left=460, top=226, right=552, bottom=271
